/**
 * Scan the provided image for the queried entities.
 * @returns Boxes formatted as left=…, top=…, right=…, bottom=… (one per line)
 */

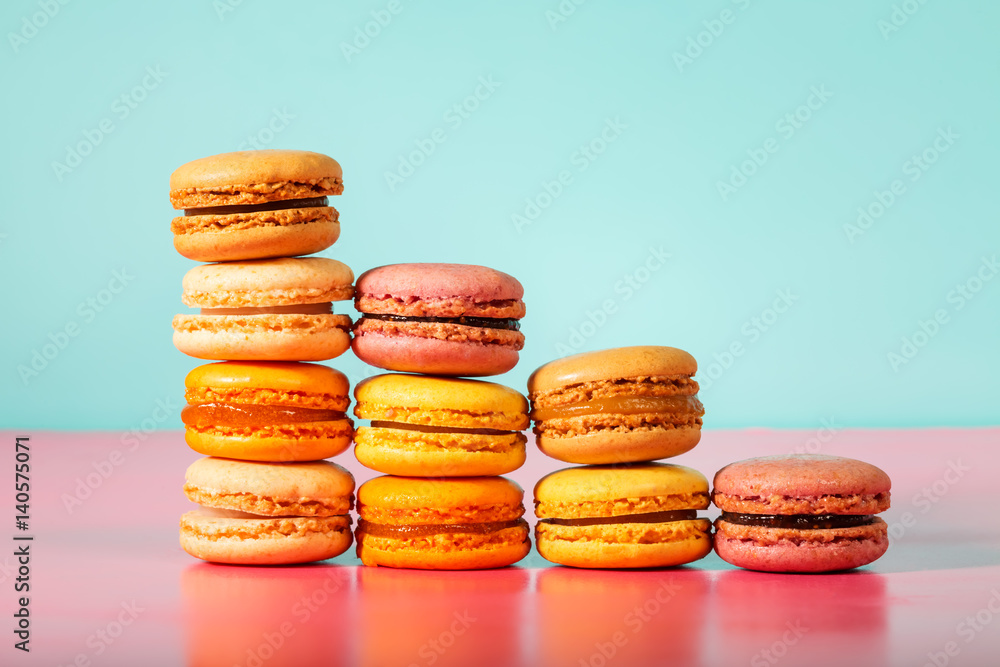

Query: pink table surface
left=2, top=427, right=998, bottom=667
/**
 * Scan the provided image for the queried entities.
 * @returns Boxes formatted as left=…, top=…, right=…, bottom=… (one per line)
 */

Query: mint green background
left=3, top=1, right=998, bottom=430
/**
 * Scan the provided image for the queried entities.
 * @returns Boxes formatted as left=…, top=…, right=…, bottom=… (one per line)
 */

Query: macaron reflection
left=536, top=568, right=709, bottom=667
left=358, top=568, right=529, bottom=666
left=181, top=564, right=354, bottom=667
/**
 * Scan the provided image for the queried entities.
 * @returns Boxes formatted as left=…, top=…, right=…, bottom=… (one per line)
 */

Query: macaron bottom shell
left=351, top=332, right=518, bottom=377
left=536, top=427, right=701, bottom=465
left=172, top=212, right=340, bottom=263
left=355, top=523, right=531, bottom=570
left=713, top=517, right=889, bottom=573
left=354, top=427, right=526, bottom=477
left=179, top=511, right=353, bottom=565
left=185, top=425, right=353, bottom=462
left=535, top=518, right=713, bottom=569
left=173, top=314, right=351, bottom=361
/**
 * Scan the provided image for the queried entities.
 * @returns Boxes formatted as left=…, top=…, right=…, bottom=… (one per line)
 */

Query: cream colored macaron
left=172, top=257, right=354, bottom=361
left=179, top=457, right=355, bottom=565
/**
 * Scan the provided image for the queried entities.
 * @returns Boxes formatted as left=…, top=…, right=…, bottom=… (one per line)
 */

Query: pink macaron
left=352, top=263, right=525, bottom=376
left=712, top=454, right=891, bottom=573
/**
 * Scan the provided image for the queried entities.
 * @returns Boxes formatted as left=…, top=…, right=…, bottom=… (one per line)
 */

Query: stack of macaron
left=528, top=346, right=715, bottom=569
left=349, top=263, right=532, bottom=569
left=170, top=149, right=357, bottom=565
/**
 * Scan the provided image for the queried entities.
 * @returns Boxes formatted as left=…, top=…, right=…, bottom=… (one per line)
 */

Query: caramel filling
left=184, top=196, right=329, bottom=216
left=182, top=403, right=346, bottom=429
left=200, top=303, right=333, bottom=316
left=368, top=420, right=513, bottom=436
left=357, top=518, right=527, bottom=538
left=362, top=313, right=521, bottom=331
left=531, top=395, right=702, bottom=421
left=719, top=512, right=875, bottom=530
left=542, top=510, right=697, bottom=527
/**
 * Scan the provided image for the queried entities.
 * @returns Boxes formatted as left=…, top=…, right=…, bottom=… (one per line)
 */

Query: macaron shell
left=351, top=332, right=518, bottom=377
left=535, top=426, right=701, bottom=465
left=528, top=346, right=697, bottom=391
left=714, top=517, right=889, bottom=573
left=354, top=374, right=529, bottom=429
left=354, top=427, right=526, bottom=477
left=185, top=360, right=350, bottom=400
left=355, top=263, right=524, bottom=302
left=185, top=422, right=352, bottom=462
left=356, top=524, right=530, bottom=570
left=534, top=463, right=709, bottom=511
left=172, top=314, right=351, bottom=361
left=535, top=520, right=712, bottom=569
left=713, top=454, right=892, bottom=500
left=183, top=458, right=355, bottom=516
left=172, top=209, right=340, bottom=262
left=181, top=257, right=354, bottom=308
left=357, top=475, right=524, bottom=514
left=179, top=511, right=352, bottom=565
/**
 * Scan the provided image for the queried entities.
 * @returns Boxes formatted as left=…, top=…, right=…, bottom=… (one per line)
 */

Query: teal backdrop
left=3, top=1, right=998, bottom=430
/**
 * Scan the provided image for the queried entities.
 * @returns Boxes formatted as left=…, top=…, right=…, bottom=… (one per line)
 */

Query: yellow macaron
left=534, top=463, right=713, bottom=568
left=353, top=374, right=529, bottom=477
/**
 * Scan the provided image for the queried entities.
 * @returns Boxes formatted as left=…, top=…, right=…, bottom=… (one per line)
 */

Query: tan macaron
left=170, top=149, right=344, bottom=262
left=534, top=463, right=712, bottom=569
left=172, top=257, right=354, bottom=361
left=528, top=346, right=704, bottom=464
left=180, top=457, right=355, bottom=565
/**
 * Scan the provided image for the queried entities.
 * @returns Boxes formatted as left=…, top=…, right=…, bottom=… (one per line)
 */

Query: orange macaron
left=182, top=361, right=354, bottom=462
left=528, top=346, right=705, bottom=464
left=355, top=476, right=530, bottom=570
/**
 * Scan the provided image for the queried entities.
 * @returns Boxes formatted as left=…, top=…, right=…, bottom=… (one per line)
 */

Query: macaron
left=353, top=374, right=529, bottom=477
left=172, top=257, right=354, bottom=361
left=182, top=361, right=353, bottom=461
left=170, top=149, right=343, bottom=262
left=527, top=346, right=704, bottom=464
left=712, top=454, right=891, bottom=573
left=355, top=476, right=530, bottom=569
left=352, top=263, right=525, bottom=376
left=179, top=457, right=355, bottom=565
left=533, top=463, right=713, bottom=569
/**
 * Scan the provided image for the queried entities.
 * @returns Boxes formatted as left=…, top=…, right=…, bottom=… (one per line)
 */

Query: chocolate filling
left=182, top=403, right=346, bottom=429
left=369, top=420, right=513, bottom=436
left=719, top=512, right=875, bottom=529
left=184, top=196, right=329, bottom=216
left=542, top=510, right=698, bottom=527
left=361, top=313, right=521, bottom=331
left=357, top=518, right=527, bottom=538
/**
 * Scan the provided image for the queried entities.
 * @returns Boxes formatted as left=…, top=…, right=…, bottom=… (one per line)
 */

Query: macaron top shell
left=170, top=150, right=343, bottom=208
left=713, top=454, right=891, bottom=501
left=354, top=374, right=529, bottom=430
left=356, top=263, right=523, bottom=301
left=185, top=361, right=349, bottom=410
left=528, top=346, right=697, bottom=392
left=181, top=257, right=354, bottom=308
left=358, top=476, right=524, bottom=516
left=185, top=458, right=355, bottom=509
